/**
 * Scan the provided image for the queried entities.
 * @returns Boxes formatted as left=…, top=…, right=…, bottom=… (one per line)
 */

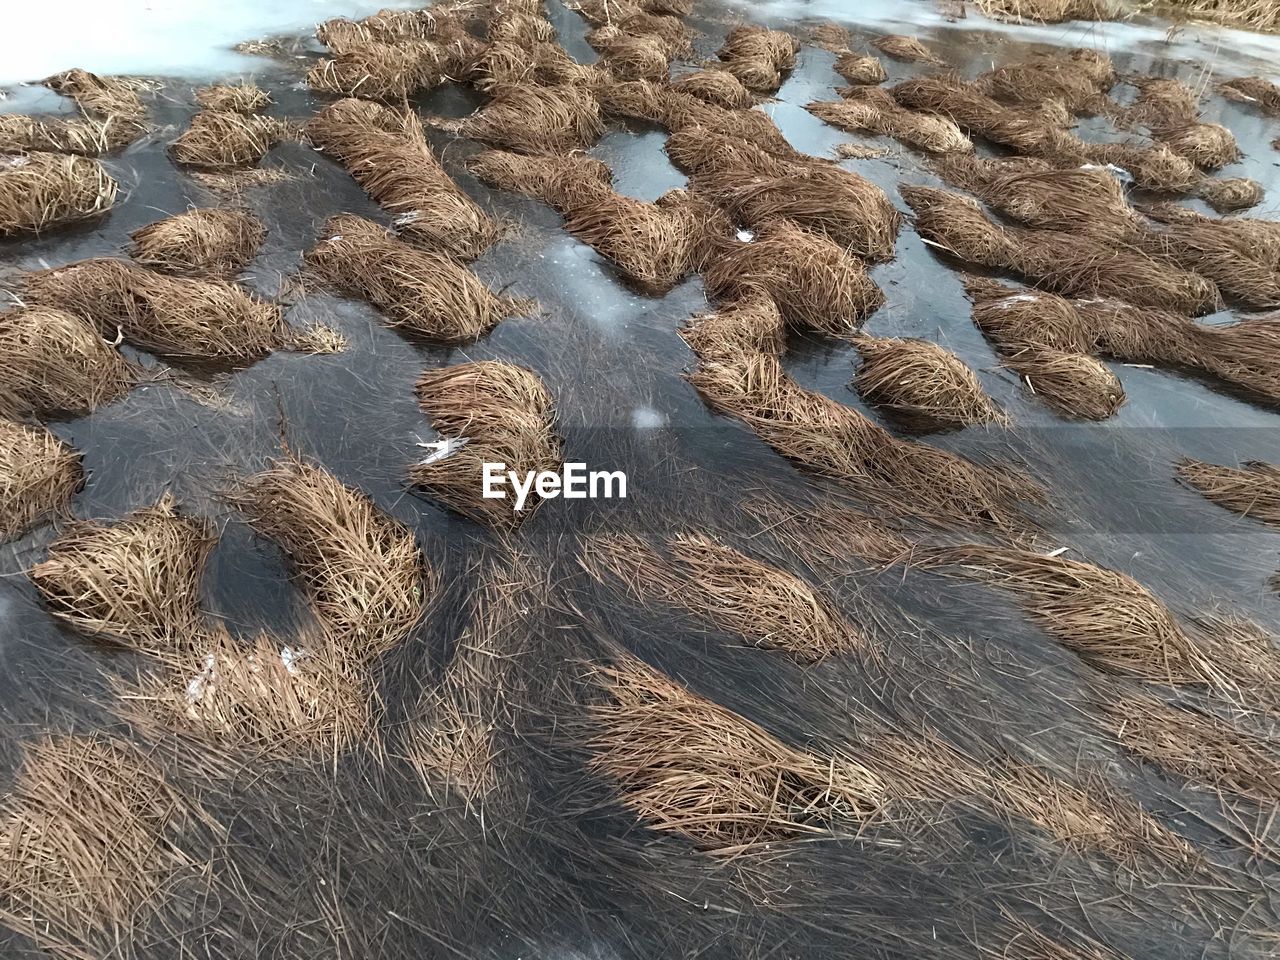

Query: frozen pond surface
left=3, top=0, right=1280, bottom=957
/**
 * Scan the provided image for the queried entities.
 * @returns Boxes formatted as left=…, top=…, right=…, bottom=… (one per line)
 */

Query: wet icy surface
left=3, top=0, right=1280, bottom=955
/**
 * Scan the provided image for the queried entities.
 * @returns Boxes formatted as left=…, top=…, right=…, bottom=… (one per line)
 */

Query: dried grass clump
left=716, top=25, right=800, bottom=92
left=0, top=735, right=206, bottom=958
left=308, top=99, right=499, bottom=260
left=901, top=185, right=1221, bottom=315
left=1102, top=694, right=1280, bottom=807
left=809, top=92, right=973, bottom=154
left=306, top=214, right=523, bottom=343
left=1124, top=75, right=1198, bottom=128
left=670, top=69, right=754, bottom=108
left=470, top=40, right=594, bottom=91
left=582, top=532, right=862, bottom=662
left=1199, top=177, right=1264, bottom=213
left=975, top=0, right=1118, bottom=22
left=0, top=308, right=135, bottom=418
left=689, top=353, right=1041, bottom=531
left=437, top=83, right=604, bottom=154
left=1136, top=216, right=1280, bottom=309
left=0, top=419, right=81, bottom=541
left=288, top=322, right=349, bottom=355
left=45, top=68, right=145, bottom=120
left=132, top=623, right=369, bottom=757
left=30, top=494, right=210, bottom=653
left=1176, top=458, right=1280, bottom=525
left=410, top=361, right=561, bottom=529
left=0, top=152, right=117, bottom=235
left=594, top=31, right=675, bottom=82
left=963, top=276, right=1126, bottom=420
left=973, top=51, right=1114, bottom=113
left=170, top=111, right=290, bottom=169
left=0, top=113, right=139, bottom=155
left=488, top=10, right=557, bottom=45
left=702, top=221, right=885, bottom=335
left=588, top=659, right=886, bottom=849
left=1002, top=344, right=1126, bottom=420
left=673, top=130, right=900, bottom=260
left=1220, top=76, right=1280, bottom=114
left=128, top=207, right=265, bottom=278
left=195, top=82, right=271, bottom=113
left=1153, top=121, right=1240, bottom=169
left=810, top=23, right=851, bottom=51
left=1091, top=142, right=1199, bottom=192
left=22, top=258, right=284, bottom=360
left=851, top=333, right=1006, bottom=427
left=873, top=35, right=942, bottom=63
left=835, top=53, right=888, bottom=86
left=306, top=38, right=445, bottom=100
left=913, top=544, right=1226, bottom=685
left=681, top=292, right=787, bottom=362
left=232, top=457, right=428, bottom=654
left=468, top=148, right=707, bottom=291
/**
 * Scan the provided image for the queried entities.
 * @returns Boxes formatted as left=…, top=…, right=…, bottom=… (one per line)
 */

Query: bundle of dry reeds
left=975, top=0, right=1118, bottom=22
left=436, top=83, right=604, bottom=154
left=901, top=185, right=1221, bottom=315
left=410, top=360, right=561, bottom=529
left=873, top=34, right=942, bottom=63
left=670, top=69, right=754, bottom=108
left=1199, top=177, right=1264, bottom=213
left=911, top=544, right=1227, bottom=686
left=0, top=735, right=208, bottom=959
left=1002, top=344, right=1127, bottom=420
left=31, top=494, right=211, bottom=653
left=587, top=658, right=886, bottom=849
left=591, top=28, right=673, bottom=82
left=0, top=308, right=135, bottom=418
left=468, top=149, right=710, bottom=291
left=129, top=207, right=266, bottom=278
left=701, top=221, right=884, bottom=335
left=169, top=111, right=291, bottom=169
left=488, top=9, right=557, bottom=45
left=306, top=214, right=526, bottom=342
left=130, top=622, right=370, bottom=757
left=680, top=292, right=787, bottom=362
left=1, top=69, right=150, bottom=155
left=22, top=258, right=284, bottom=360
left=1135, top=215, right=1280, bottom=309
left=893, top=76, right=1200, bottom=191
left=1153, top=120, right=1241, bottom=169
left=307, top=98, right=499, bottom=259
left=307, top=38, right=446, bottom=100
left=851, top=334, right=1006, bottom=427
left=232, top=457, right=428, bottom=654
left=0, top=419, right=81, bottom=541
left=715, top=24, right=799, bottom=92
left=688, top=352, right=1041, bottom=531
left=973, top=49, right=1114, bottom=113
left=1176, top=459, right=1280, bottom=525
left=470, top=39, right=594, bottom=91
left=809, top=90, right=974, bottom=154
left=593, top=77, right=806, bottom=160
left=834, top=52, right=888, bottom=86
left=1220, top=75, right=1280, bottom=114
left=195, top=82, right=272, bottom=113
left=582, top=532, right=862, bottom=662
left=1101, top=693, right=1280, bottom=807
left=0, top=152, right=117, bottom=235
left=672, top=130, right=901, bottom=261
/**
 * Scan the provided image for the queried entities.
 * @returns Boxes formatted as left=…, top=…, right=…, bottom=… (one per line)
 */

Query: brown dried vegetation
left=129, top=207, right=266, bottom=278
left=0, top=419, right=82, bottom=541
left=0, top=152, right=117, bottom=236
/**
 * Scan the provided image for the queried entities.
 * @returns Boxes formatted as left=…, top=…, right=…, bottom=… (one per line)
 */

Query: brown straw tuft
left=231, top=457, right=429, bottom=655
left=129, top=207, right=266, bottom=278
left=305, top=214, right=527, bottom=342
left=170, top=111, right=290, bottom=169
left=1003, top=344, right=1127, bottom=420
left=23, top=258, right=284, bottom=360
left=835, top=52, right=888, bottom=86
left=0, top=419, right=82, bottom=541
left=582, top=532, right=863, bottom=662
left=670, top=69, right=755, bottom=108
left=0, top=308, right=135, bottom=418
left=195, top=82, right=272, bottom=113
left=1219, top=75, right=1280, bottom=114
left=30, top=493, right=211, bottom=654
left=410, top=360, right=561, bottom=529
left=1199, top=177, right=1264, bottom=213
left=307, top=98, right=499, bottom=259
left=0, top=152, right=117, bottom=236
left=810, top=90, right=974, bottom=154
left=1176, top=458, right=1280, bottom=525
left=974, top=0, right=1119, bottom=22
left=438, top=83, right=604, bottom=154
left=873, top=35, right=943, bottom=63
left=851, top=333, right=1006, bottom=427
left=587, top=658, right=886, bottom=849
